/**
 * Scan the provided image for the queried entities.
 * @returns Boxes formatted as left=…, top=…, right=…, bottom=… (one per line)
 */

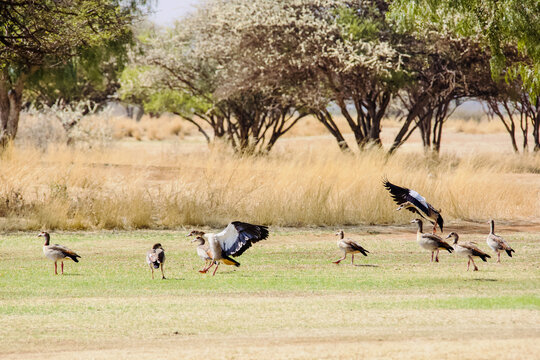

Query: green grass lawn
left=1, top=227, right=539, bottom=359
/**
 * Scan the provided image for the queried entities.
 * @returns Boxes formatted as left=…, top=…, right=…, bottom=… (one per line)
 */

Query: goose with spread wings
left=187, top=221, right=269, bottom=276
left=383, top=179, right=443, bottom=234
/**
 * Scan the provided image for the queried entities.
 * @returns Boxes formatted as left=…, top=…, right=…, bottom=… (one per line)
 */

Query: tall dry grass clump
left=112, top=115, right=193, bottom=141
left=0, top=142, right=539, bottom=231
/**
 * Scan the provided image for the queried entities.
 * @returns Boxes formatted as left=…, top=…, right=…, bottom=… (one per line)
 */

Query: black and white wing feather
left=383, top=179, right=430, bottom=216
left=216, top=221, right=269, bottom=257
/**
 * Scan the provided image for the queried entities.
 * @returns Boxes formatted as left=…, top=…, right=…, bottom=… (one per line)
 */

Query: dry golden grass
left=1, top=135, right=539, bottom=230
left=111, top=115, right=195, bottom=141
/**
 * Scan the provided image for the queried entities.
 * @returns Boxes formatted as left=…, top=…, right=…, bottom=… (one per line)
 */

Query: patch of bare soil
left=7, top=330, right=540, bottom=360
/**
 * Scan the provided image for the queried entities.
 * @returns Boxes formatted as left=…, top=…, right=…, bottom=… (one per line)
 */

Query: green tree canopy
left=0, top=0, right=149, bottom=147
left=388, top=0, right=540, bottom=97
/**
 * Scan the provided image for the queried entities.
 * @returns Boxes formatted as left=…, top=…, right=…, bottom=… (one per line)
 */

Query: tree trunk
left=520, top=111, right=528, bottom=152
left=0, top=70, right=31, bottom=149
left=314, top=109, right=351, bottom=152
left=432, top=99, right=454, bottom=154
left=0, top=86, right=22, bottom=148
left=532, top=97, right=540, bottom=152
left=417, top=110, right=433, bottom=152
left=533, top=115, right=540, bottom=152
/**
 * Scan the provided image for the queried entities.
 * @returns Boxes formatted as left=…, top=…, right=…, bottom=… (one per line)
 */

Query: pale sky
left=148, top=0, right=200, bottom=25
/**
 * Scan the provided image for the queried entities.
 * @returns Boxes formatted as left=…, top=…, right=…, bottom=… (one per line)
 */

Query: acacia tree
left=121, top=3, right=312, bottom=154
left=201, top=0, right=406, bottom=151
left=484, top=80, right=540, bottom=153
left=388, top=0, right=540, bottom=98
left=388, top=0, right=540, bottom=153
left=219, top=0, right=404, bottom=150
left=389, top=36, right=495, bottom=154
left=0, top=0, right=145, bottom=148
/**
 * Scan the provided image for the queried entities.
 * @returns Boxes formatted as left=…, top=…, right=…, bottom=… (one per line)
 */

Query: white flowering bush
left=21, top=100, right=112, bottom=150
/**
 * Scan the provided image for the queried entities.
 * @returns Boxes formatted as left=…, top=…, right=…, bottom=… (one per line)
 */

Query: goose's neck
left=43, top=234, right=50, bottom=246
left=489, top=221, right=495, bottom=234
left=338, top=233, right=344, bottom=239
left=416, top=221, right=423, bottom=234
left=205, top=233, right=217, bottom=244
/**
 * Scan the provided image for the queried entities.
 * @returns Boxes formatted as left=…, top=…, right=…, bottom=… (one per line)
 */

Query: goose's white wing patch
left=215, top=223, right=240, bottom=254
left=215, top=221, right=269, bottom=257
left=408, top=190, right=429, bottom=210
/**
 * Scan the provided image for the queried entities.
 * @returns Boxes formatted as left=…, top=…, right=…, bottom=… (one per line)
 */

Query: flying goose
left=446, top=232, right=490, bottom=271
left=146, top=243, right=166, bottom=279
left=191, top=236, right=216, bottom=273
left=333, top=230, right=369, bottom=265
left=187, top=221, right=269, bottom=276
left=411, top=219, right=453, bottom=262
left=486, top=220, right=515, bottom=263
left=38, top=231, right=81, bottom=275
left=384, top=179, right=443, bottom=234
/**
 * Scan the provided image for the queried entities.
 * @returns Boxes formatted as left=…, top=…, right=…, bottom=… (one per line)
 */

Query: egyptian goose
left=446, top=232, right=490, bottom=271
left=333, top=230, right=369, bottom=265
left=384, top=179, right=443, bottom=234
left=191, top=236, right=216, bottom=273
left=187, top=221, right=269, bottom=276
left=411, top=219, right=453, bottom=262
left=146, top=243, right=166, bottom=279
left=486, top=220, right=515, bottom=263
left=38, top=231, right=81, bottom=275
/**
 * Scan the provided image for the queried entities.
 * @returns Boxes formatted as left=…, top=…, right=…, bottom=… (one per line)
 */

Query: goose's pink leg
left=212, top=262, right=220, bottom=276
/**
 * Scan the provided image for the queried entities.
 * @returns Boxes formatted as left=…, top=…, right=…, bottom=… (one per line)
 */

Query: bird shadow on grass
left=352, top=264, right=379, bottom=268
left=210, top=270, right=239, bottom=276
left=469, top=278, right=498, bottom=282
left=61, top=273, right=82, bottom=276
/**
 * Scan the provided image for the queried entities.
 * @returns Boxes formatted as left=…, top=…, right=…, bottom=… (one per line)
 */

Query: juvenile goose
left=446, top=232, right=490, bottom=271
left=38, top=231, right=81, bottom=275
left=384, top=179, right=443, bottom=234
left=191, top=236, right=216, bottom=273
left=411, top=219, right=453, bottom=262
left=486, top=220, right=515, bottom=263
left=333, top=230, right=369, bottom=265
left=187, top=221, right=269, bottom=276
left=146, top=243, right=166, bottom=279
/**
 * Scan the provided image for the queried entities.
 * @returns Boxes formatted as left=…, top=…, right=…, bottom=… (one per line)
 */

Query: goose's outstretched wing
left=216, top=221, right=269, bottom=257
left=383, top=179, right=430, bottom=215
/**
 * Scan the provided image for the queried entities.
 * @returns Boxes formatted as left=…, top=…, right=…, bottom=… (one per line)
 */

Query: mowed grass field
left=1, top=225, right=539, bottom=359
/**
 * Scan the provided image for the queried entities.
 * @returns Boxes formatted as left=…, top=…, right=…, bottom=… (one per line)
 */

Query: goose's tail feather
left=222, top=256, right=240, bottom=267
